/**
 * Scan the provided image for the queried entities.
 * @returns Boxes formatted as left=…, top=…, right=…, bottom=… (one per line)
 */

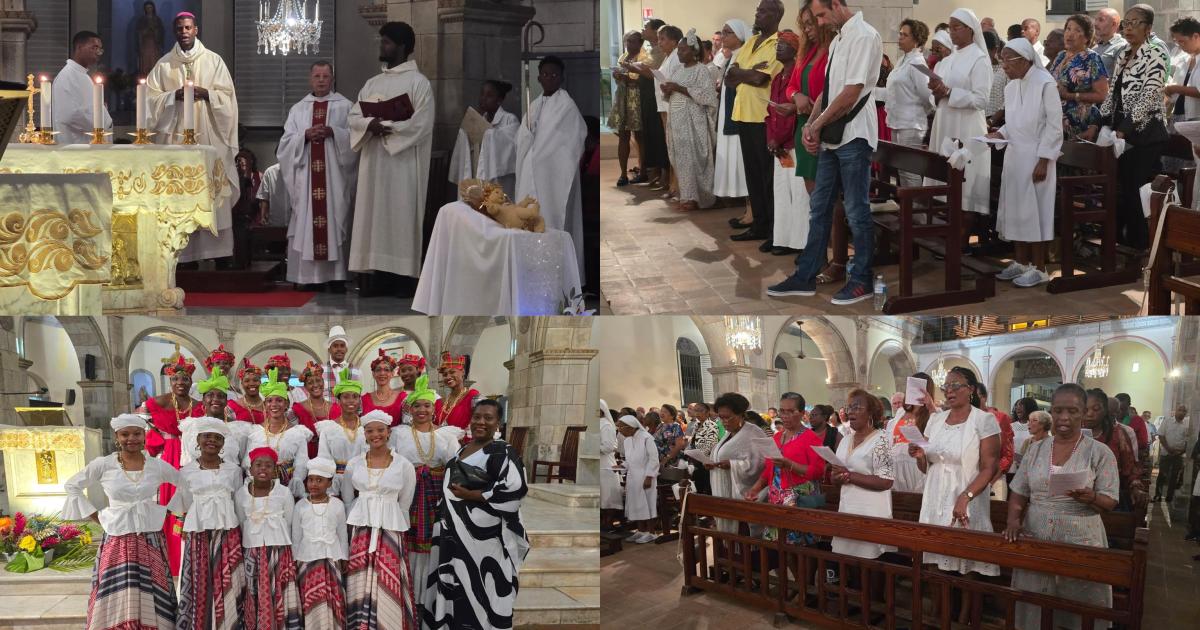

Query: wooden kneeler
left=1146, top=201, right=1200, bottom=314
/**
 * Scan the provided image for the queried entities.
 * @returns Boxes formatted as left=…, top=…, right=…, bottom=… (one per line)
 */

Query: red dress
left=759, top=429, right=827, bottom=492
left=292, top=400, right=342, bottom=458
left=434, top=389, right=479, bottom=431
left=227, top=398, right=267, bottom=424
left=362, top=391, right=406, bottom=427
left=144, top=396, right=203, bottom=576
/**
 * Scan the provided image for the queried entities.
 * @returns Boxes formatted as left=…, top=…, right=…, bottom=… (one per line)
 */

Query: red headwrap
left=399, top=354, right=426, bottom=371
left=204, top=344, right=235, bottom=370
left=777, top=29, right=801, bottom=52
left=238, top=358, right=263, bottom=381
left=440, top=352, right=467, bottom=372
left=247, top=446, right=278, bottom=464
left=164, top=354, right=196, bottom=377
left=371, top=348, right=399, bottom=372
left=265, top=353, right=291, bottom=369
left=299, top=360, right=324, bottom=382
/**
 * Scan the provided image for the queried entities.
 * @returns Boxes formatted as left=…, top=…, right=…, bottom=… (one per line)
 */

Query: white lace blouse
left=166, top=460, right=243, bottom=532
left=344, top=450, right=417, bottom=552
left=63, top=453, right=180, bottom=536
left=291, top=496, right=349, bottom=562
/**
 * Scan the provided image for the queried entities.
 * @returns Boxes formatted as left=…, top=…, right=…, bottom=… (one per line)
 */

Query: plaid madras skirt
left=86, top=531, right=177, bottom=630
left=298, top=559, right=346, bottom=629
left=243, top=545, right=302, bottom=630
left=178, top=527, right=245, bottom=630
left=346, top=526, right=418, bottom=630
left=407, top=465, right=444, bottom=553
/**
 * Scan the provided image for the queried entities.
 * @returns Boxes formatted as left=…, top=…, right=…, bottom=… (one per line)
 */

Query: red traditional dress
left=228, top=398, right=268, bottom=424
left=433, top=389, right=479, bottom=431
left=363, top=391, right=406, bottom=427
left=144, top=395, right=203, bottom=576
left=293, top=399, right=342, bottom=458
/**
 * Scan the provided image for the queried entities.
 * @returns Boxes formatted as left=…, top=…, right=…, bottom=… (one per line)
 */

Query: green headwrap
left=407, top=373, right=437, bottom=405
left=260, top=367, right=289, bottom=400
left=197, top=366, right=230, bottom=395
left=332, top=367, right=363, bottom=397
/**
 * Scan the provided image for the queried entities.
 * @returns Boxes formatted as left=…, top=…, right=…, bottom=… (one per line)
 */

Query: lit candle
left=39, top=75, right=50, bottom=128
left=183, top=80, right=194, bottom=129
left=92, top=76, right=103, bottom=130
left=314, top=2, right=318, bottom=21
left=136, top=78, right=147, bottom=129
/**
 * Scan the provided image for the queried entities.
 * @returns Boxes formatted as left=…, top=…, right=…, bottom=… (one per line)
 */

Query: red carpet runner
left=183, top=289, right=316, bottom=308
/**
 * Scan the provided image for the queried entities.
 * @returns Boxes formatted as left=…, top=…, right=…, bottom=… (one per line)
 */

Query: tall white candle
left=314, top=2, right=318, bottom=21
left=39, top=75, right=50, bottom=128
left=92, top=77, right=103, bottom=130
left=136, top=79, right=147, bottom=129
left=183, top=80, right=194, bottom=129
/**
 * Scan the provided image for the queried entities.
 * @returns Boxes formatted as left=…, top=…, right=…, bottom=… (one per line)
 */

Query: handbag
left=818, top=44, right=872, bottom=145
left=448, top=458, right=492, bottom=491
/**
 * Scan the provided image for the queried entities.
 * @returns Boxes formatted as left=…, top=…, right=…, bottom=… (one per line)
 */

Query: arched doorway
left=239, top=339, right=322, bottom=388
left=1075, top=339, right=1168, bottom=419
left=21, top=317, right=89, bottom=425
left=677, top=337, right=707, bottom=406
left=868, top=340, right=916, bottom=398
left=127, top=331, right=205, bottom=400
left=772, top=322, right=831, bottom=409
left=992, top=349, right=1064, bottom=414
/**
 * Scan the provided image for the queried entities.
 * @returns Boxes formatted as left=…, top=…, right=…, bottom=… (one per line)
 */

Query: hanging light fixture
left=257, top=0, right=322, bottom=56
left=930, top=356, right=948, bottom=388
left=1083, top=347, right=1110, bottom=379
left=724, top=316, right=761, bottom=352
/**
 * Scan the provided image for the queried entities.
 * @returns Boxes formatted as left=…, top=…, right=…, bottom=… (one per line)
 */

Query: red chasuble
left=310, top=100, right=330, bottom=260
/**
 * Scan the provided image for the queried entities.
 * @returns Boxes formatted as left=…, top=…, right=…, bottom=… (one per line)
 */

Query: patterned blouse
left=986, top=64, right=1007, bottom=117
left=653, top=421, right=685, bottom=465
left=1051, top=50, right=1108, bottom=137
left=1101, top=41, right=1170, bottom=135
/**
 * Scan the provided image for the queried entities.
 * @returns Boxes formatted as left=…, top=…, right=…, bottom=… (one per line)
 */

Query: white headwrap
left=361, top=410, right=392, bottom=427
left=932, top=30, right=953, bottom=52
left=306, top=457, right=336, bottom=478
left=190, top=416, right=229, bottom=438
left=950, top=8, right=988, bottom=54
left=618, top=415, right=642, bottom=429
left=685, top=28, right=699, bottom=49
left=725, top=19, right=751, bottom=46
left=1002, top=38, right=1054, bottom=83
left=110, top=414, right=148, bottom=432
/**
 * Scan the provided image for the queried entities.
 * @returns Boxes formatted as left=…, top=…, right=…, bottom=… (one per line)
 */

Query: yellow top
left=731, top=32, right=784, bottom=123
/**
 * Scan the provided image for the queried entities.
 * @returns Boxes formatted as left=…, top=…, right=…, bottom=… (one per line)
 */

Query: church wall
left=867, top=351, right=896, bottom=400
left=21, top=319, right=86, bottom=425
left=335, top=0, right=381, bottom=112
left=25, top=0, right=69, bottom=80
left=594, top=315, right=707, bottom=408
left=470, top=324, right=513, bottom=398
left=1072, top=341, right=1168, bottom=420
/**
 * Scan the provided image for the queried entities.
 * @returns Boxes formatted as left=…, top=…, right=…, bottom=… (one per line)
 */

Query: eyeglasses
left=941, top=382, right=970, bottom=393
left=846, top=403, right=866, bottom=412
left=1122, top=20, right=1148, bottom=28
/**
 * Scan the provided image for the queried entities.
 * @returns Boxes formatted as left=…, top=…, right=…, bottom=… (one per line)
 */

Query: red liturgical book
left=360, top=94, right=415, bottom=122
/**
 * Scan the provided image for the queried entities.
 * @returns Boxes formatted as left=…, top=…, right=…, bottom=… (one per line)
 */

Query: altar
left=0, top=144, right=235, bottom=314
left=0, top=421, right=104, bottom=517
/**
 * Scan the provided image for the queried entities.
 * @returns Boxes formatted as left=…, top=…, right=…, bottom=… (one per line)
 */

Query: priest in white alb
left=52, top=31, right=112, bottom=145
left=348, top=21, right=434, bottom=289
left=516, top=56, right=587, bottom=272
left=447, top=79, right=521, bottom=200
left=145, top=12, right=239, bottom=263
left=277, top=61, right=359, bottom=291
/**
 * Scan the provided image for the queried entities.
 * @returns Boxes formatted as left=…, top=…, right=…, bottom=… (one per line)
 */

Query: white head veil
left=932, top=30, right=953, bottom=52
left=949, top=8, right=988, bottom=54
left=1003, top=38, right=1053, bottom=84
left=725, top=19, right=751, bottom=47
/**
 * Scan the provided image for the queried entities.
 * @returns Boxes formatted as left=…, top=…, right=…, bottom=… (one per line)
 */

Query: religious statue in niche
left=136, top=1, right=166, bottom=78
left=35, top=450, right=57, bottom=485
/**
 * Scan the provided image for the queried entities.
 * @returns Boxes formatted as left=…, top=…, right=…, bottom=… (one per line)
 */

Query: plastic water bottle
left=873, top=275, right=887, bottom=311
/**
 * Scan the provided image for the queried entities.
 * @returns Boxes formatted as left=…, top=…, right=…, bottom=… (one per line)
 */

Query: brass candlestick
left=181, top=129, right=198, bottom=145
left=129, top=129, right=154, bottom=145
left=18, top=74, right=39, bottom=144
left=37, top=129, right=57, bottom=145
left=89, top=128, right=110, bottom=145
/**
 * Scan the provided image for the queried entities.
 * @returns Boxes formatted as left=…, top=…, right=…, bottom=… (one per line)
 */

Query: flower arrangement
left=0, top=511, right=95, bottom=573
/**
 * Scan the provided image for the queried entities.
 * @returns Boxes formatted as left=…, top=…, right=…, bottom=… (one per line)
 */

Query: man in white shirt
left=52, top=31, right=112, bottom=145
left=1093, top=8, right=1128, bottom=77
left=256, top=162, right=290, bottom=227
left=321, top=325, right=362, bottom=394
left=1021, top=18, right=1049, bottom=67
left=1166, top=18, right=1200, bottom=120
left=1155, top=404, right=1191, bottom=502
left=767, top=0, right=881, bottom=306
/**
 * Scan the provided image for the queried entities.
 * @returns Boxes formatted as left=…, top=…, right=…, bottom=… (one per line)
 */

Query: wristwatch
left=964, top=490, right=975, bottom=500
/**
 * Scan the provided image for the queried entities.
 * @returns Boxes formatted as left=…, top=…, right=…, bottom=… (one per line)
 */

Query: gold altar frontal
left=0, top=144, right=235, bottom=314
left=0, top=419, right=104, bottom=517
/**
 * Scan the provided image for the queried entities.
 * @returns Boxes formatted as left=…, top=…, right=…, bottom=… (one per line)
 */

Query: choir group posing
left=61, top=345, right=529, bottom=630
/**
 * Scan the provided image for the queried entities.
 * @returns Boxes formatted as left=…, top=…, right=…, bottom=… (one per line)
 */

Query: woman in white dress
left=908, top=366, right=1001, bottom=624
left=988, top=37, right=1063, bottom=288
left=388, top=374, right=460, bottom=606
left=830, top=390, right=895, bottom=598
left=714, top=20, right=750, bottom=207
left=616, top=414, right=658, bottom=544
left=598, top=400, right=623, bottom=523
left=927, top=8, right=993, bottom=248
left=885, top=372, right=935, bottom=493
left=886, top=19, right=936, bottom=188
left=706, top=392, right=766, bottom=537
left=243, top=368, right=312, bottom=498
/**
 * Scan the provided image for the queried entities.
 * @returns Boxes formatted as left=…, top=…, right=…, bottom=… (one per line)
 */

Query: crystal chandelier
left=257, top=0, right=322, bottom=56
left=930, top=356, right=948, bottom=387
left=1083, top=347, right=1110, bottom=379
left=724, top=316, right=761, bottom=352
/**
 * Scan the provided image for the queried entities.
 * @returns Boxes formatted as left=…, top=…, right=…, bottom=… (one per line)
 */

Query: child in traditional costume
left=244, top=368, right=313, bottom=498
left=237, top=446, right=302, bottom=629
left=291, top=457, right=350, bottom=629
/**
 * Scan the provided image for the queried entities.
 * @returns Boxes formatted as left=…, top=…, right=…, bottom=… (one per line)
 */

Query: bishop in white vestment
left=516, top=57, right=587, bottom=272
left=278, top=62, right=359, bottom=286
left=348, top=22, right=434, bottom=280
left=448, top=80, right=520, bottom=200
left=52, top=32, right=112, bottom=145
left=145, top=13, right=239, bottom=262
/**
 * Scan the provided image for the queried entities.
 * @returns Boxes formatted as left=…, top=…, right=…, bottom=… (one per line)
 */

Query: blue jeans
left=792, top=138, right=875, bottom=286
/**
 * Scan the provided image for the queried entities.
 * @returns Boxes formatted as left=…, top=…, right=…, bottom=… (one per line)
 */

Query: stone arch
left=241, top=338, right=323, bottom=370
left=1070, top=335, right=1170, bottom=381
left=922, top=354, right=983, bottom=380
left=123, top=325, right=210, bottom=380
left=868, top=339, right=918, bottom=393
left=991, top=346, right=1066, bottom=394
left=349, top=326, right=428, bottom=367
left=22, top=369, right=48, bottom=392
left=58, top=316, right=115, bottom=435
left=774, top=316, right=856, bottom=383
left=444, top=316, right=507, bottom=363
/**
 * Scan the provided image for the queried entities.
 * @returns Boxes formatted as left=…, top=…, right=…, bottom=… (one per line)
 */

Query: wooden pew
left=869, top=141, right=1002, bottom=313
left=1047, top=140, right=1142, bottom=293
left=1146, top=202, right=1200, bottom=314
left=1162, top=132, right=1197, bottom=208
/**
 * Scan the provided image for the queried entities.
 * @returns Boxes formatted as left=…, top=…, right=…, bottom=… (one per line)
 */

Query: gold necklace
left=411, top=424, right=436, bottom=465
left=366, top=450, right=391, bottom=489
left=173, top=395, right=191, bottom=422
left=242, top=395, right=265, bottom=418
left=307, top=398, right=330, bottom=420
left=372, top=387, right=398, bottom=407
left=438, top=388, right=468, bottom=425
left=197, top=457, right=221, bottom=471
left=117, top=452, right=145, bottom=483
left=338, top=418, right=359, bottom=444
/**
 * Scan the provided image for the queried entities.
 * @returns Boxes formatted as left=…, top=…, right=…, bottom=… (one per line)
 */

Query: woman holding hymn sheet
left=448, top=80, right=521, bottom=200
left=706, top=393, right=766, bottom=536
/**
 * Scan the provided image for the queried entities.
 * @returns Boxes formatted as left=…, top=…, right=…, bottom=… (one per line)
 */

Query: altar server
left=990, top=38, right=1062, bottom=288
left=168, top=417, right=246, bottom=630
left=243, top=368, right=313, bottom=498
left=516, top=56, right=588, bottom=271
left=278, top=61, right=359, bottom=290
left=237, top=447, right=302, bottom=629
left=317, top=368, right=368, bottom=504
left=448, top=79, right=521, bottom=199
left=145, top=12, right=240, bottom=262
left=344, top=410, right=419, bottom=629
left=348, top=21, right=434, bottom=286
left=615, top=414, right=658, bottom=544
left=52, top=31, right=112, bottom=145
left=292, top=457, right=349, bottom=630
left=63, top=415, right=180, bottom=630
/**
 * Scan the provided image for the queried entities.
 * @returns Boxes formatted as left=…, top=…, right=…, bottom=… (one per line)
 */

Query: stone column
left=76, top=380, right=115, bottom=450
left=708, top=364, right=779, bottom=412
left=0, top=3, right=36, bottom=83
left=107, top=316, right=130, bottom=416
left=0, top=317, right=21, bottom=427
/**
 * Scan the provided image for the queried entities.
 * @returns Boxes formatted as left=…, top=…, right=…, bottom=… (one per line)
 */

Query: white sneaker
left=1013, top=267, right=1050, bottom=287
left=996, top=261, right=1028, bottom=281
left=632, top=532, right=657, bottom=544
left=624, top=530, right=642, bottom=541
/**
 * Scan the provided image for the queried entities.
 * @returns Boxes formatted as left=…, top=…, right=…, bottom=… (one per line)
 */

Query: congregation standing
left=62, top=326, right=530, bottom=630
left=610, top=1, right=1200, bottom=303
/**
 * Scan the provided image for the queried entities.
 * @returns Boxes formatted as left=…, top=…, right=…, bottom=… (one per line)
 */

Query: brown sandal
left=816, top=263, right=845, bottom=284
